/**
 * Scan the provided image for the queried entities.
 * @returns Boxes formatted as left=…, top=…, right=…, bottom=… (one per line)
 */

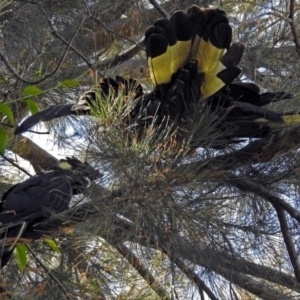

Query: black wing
left=0, top=157, right=101, bottom=268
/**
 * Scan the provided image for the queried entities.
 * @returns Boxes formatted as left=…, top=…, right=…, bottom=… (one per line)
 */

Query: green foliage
left=25, top=99, right=39, bottom=115
left=22, top=85, right=43, bottom=96
left=0, top=103, right=15, bottom=125
left=58, top=79, right=80, bottom=87
left=14, top=244, right=28, bottom=271
left=44, top=238, right=61, bottom=253
left=0, top=129, right=7, bottom=154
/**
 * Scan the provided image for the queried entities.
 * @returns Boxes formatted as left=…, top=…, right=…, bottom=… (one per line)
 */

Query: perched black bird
left=13, top=5, right=295, bottom=148
left=0, top=157, right=101, bottom=268
left=144, top=5, right=294, bottom=145
left=136, top=60, right=293, bottom=147
left=13, top=6, right=245, bottom=136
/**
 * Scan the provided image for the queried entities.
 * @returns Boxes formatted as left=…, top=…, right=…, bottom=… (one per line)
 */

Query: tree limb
left=149, top=0, right=170, bottom=19
left=160, top=247, right=220, bottom=300
left=6, top=135, right=58, bottom=173
left=181, top=125, right=300, bottom=178
left=220, top=269, right=293, bottom=300
left=288, top=0, right=300, bottom=58
left=33, top=204, right=300, bottom=294
left=274, top=205, right=300, bottom=283
left=223, top=173, right=300, bottom=224
left=155, top=231, right=296, bottom=300
left=112, top=242, right=171, bottom=299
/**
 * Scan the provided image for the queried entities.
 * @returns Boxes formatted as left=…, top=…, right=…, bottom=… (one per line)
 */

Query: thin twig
left=268, top=11, right=292, bottom=23
left=274, top=205, right=300, bottom=283
left=247, top=12, right=292, bottom=23
left=177, top=262, right=219, bottom=300
left=26, top=244, right=72, bottom=300
left=0, top=17, right=84, bottom=85
left=223, top=173, right=300, bottom=224
left=162, top=248, right=219, bottom=300
left=1, top=154, right=32, bottom=177
left=0, top=122, right=14, bottom=129
left=91, top=16, right=144, bottom=50
left=149, top=0, right=170, bottom=19
left=39, top=7, right=103, bottom=77
left=169, top=214, right=179, bottom=300
left=96, top=37, right=145, bottom=70
left=288, top=0, right=300, bottom=57
left=113, top=242, right=171, bottom=300
left=20, top=129, right=50, bottom=135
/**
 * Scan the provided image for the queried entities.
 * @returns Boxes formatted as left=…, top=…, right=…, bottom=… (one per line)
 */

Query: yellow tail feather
left=145, top=5, right=245, bottom=100
left=282, top=114, right=300, bottom=126
left=145, top=11, right=193, bottom=93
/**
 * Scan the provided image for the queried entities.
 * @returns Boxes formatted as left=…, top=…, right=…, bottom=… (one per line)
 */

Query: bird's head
left=58, top=157, right=102, bottom=195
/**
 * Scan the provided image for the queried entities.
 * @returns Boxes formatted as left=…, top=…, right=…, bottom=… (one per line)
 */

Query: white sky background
left=39, top=127, right=77, bottom=165
left=2, top=123, right=75, bottom=181
left=24, top=126, right=73, bottom=159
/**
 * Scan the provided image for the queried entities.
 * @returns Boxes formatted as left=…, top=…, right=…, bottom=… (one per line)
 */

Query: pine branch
left=223, top=173, right=300, bottom=224
left=288, top=0, right=300, bottom=58
left=27, top=245, right=71, bottom=300
left=162, top=248, right=219, bottom=300
left=112, top=242, right=171, bottom=299
left=179, top=125, right=300, bottom=178
left=274, top=205, right=300, bottom=283
left=34, top=205, right=300, bottom=294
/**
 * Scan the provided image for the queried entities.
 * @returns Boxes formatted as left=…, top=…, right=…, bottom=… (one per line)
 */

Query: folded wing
left=0, top=157, right=101, bottom=268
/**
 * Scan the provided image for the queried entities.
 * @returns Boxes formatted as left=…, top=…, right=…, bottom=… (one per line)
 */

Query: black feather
left=0, top=157, right=101, bottom=268
left=14, top=104, right=74, bottom=135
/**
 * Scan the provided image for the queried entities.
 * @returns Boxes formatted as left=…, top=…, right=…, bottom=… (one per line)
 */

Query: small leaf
left=22, top=85, right=42, bottom=96
left=14, top=244, right=28, bottom=270
left=0, top=103, right=14, bottom=125
left=25, top=99, right=39, bottom=115
left=59, top=79, right=80, bottom=87
left=0, top=130, right=7, bottom=154
left=45, top=238, right=61, bottom=253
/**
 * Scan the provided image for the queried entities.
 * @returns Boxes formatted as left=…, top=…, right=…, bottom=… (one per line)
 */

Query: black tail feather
left=228, top=101, right=283, bottom=123
left=14, top=76, right=143, bottom=135
left=14, top=104, right=74, bottom=135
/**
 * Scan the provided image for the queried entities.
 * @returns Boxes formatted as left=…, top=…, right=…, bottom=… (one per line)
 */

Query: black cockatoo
left=0, top=157, right=101, bottom=268
left=13, top=5, right=295, bottom=148
left=15, top=6, right=244, bottom=135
